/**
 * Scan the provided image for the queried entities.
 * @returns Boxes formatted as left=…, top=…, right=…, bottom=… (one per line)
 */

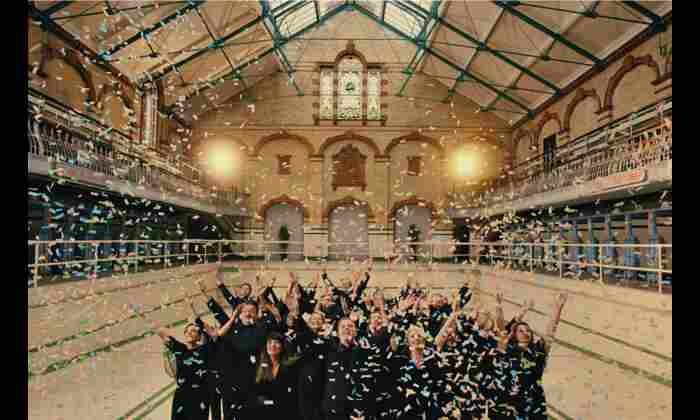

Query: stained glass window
left=317, top=49, right=383, bottom=122
left=337, top=57, right=363, bottom=120
left=320, top=69, right=334, bottom=120
left=367, top=70, right=381, bottom=121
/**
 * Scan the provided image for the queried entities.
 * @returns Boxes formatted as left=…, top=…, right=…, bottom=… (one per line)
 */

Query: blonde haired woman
left=386, top=323, right=454, bottom=419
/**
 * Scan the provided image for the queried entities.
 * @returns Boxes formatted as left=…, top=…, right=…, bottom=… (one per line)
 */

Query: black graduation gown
left=299, top=340, right=384, bottom=420
left=386, top=348, right=454, bottom=420
left=245, top=362, right=302, bottom=419
left=165, top=337, right=216, bottom=420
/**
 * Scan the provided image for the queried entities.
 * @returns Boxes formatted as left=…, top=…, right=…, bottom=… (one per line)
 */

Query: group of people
left=146, top=263, right=568, bottom=420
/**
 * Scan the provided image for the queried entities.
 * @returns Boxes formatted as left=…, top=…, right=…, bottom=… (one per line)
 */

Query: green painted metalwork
left=395, top=3, right=440, bottom=96
left=494, top=1, right=601, bottom=65
left=169, top=2, right=351, bottom=112
left=272, top=0, right=310, bottom=21
left=314, top=0, right=320, bottom=21
left=518, top=2, right=649, bottom=25
left=28, top=3, right=133, bottom=88
left=99, top=1, right=205, bottom=60
left=271, top=0, right=298, bottom=15
left=445, top=7, right=505, bottom=102
left=194, top=6, right=249, bottom=94
left=150, top=12, right=266, bottom=81
left=352, top=3, right=532, bottom=116
left=484, top=41, right=555, bottom=111
left=409, top=1, right=559, bottom=93
left=261, top=0, right=304, bottom=95
left=621, top=1, right=665, bottom=30
left=43, top=1, right=73, bottom=16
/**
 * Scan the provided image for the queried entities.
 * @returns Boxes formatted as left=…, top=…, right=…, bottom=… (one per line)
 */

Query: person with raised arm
left=298, top=317, right=386, bottom=420
left=483, top=293, right=568, bottom=420
left=185, top=296, right=224, bottom=420
left=137, top=297, right=228, bottom=420
left=212, top=264, right=253, bottom=311
left=385, top=325, right=455, bottom=420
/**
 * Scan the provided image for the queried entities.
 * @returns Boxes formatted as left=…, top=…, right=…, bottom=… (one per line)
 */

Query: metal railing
left=28, top=239, right=672, bottom=293
left=28, top=102, right=247, bottom=210
left=461, top=100, right=672, bottom=207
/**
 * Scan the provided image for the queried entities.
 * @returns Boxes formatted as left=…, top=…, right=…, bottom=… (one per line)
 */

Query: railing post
left=218, top=240, right=223, bottom=263
left=132, top=241, right=137, bottom=274
left=33, top=243, right=39, bottom=288
left=185, top=241, right=190, bottom=266
left=598, top=243, right=604, bottom=284
left=657, top=244, right=664, bottom=294
left=508, top=242, right=513, bottom=268
left=559, top=244, right=564, bottom=279
left=92, top=241, right=99, bottom=284
left=529, top=244, right=533, bottom=272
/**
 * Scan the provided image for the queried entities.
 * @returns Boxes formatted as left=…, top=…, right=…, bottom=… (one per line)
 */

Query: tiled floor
left=28, top=262, right=672, bottom=420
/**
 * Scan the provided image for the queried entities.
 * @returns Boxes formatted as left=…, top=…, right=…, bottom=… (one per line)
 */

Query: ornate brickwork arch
left=389, top=196, right=438, bottom=222
left=512, top=129, right=534, bottom=163
left=41, top=47, right=96, bottom=104
left=314, top=130, right=384, bottom=158
left=563, top=88, right=601, bottom=133
left=602, top=54, right=661, bottom=111
left=333, top=41, right=369, bottom=68
left=96, top=83, right=133, bottom=110
left=535, top=111, right=562, bottom=141
left=258, top=194, right=310, bottom=221
left=323, top=195, right=375, bottom=223
left=252, top=131, right=315, bottom=157
left=384, top=132, right=445, bottom=158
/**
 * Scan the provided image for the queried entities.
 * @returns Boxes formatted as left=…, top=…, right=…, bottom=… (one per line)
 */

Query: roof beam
left=194, top=6, right=250, bottom=94
left=148, top=12, right=267, bottom=82
left=352, top=3, right=532, bottom=116
left=43, top=1, right=73, bottom=16
left=493, top=1, right=602, bottom=65
left=621, top=1, right=666, bottom=30
left=28, top=3, right=134, bottom=88
left=406, top=1, right=560, bottom=93
left=486, top=1, right=596, bottom=120
left=99, top=1, right=205, bottom=60
left=259, top=0, right=303, bottom=95
left=167, top=1, right=350, bottom=115
left=396, top=2, right=441, bottom=96
left=517, top=2, right=650, bottom=25
left=445, top=7, right=505, bottom=101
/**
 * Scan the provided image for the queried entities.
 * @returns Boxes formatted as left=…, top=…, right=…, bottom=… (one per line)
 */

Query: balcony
left=455, top=99, right=672, bottom=217
left=27, top=93, right=250, bottom=217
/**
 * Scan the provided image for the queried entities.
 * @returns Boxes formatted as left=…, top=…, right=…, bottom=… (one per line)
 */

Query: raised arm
left=494, top=292, right=506, bottom=332
left=215, top=267, right=240, bottom=310
left=542, top=293, right=568, bottom=355
left=217, top=312, right=238, bottom=337
left=195, top=278, right=212, bottom=300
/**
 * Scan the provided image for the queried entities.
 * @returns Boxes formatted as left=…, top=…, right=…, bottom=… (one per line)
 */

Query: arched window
left=317, top=42, right=384, bottom=124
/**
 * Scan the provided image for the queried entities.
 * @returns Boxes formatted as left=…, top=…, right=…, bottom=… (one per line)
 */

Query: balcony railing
left=28, top=96, right=248, bottom=211
left=462, top=99, right=672, bottom=207
left=27, top=239, right=671, bottom=293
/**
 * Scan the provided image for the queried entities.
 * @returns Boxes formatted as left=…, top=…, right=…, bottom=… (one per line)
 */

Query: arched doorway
left=326, top=196, right=371, bottom=261
left=261, top=196, right=307, bottom=261
left=393, top=204, right=432, bottom=261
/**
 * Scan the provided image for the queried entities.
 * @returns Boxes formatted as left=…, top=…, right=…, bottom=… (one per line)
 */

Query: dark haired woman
left=245, top=332, right=301, bottom=419
left=153, top=309, right=233, bottom=420
left=482, top=293, right=567, bottom=420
